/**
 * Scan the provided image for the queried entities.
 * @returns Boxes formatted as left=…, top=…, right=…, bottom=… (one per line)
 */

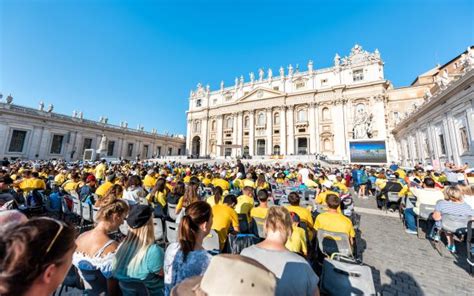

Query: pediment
left=236, top=87, right=286, bottom=102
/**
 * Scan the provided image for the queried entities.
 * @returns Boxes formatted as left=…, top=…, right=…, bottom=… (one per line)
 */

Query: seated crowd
left=0, top=158, right=473, bottom=295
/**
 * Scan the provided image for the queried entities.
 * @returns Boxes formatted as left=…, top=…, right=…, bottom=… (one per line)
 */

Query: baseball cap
left=171, top=254, right=276, bottom=296
left=126, top=205, right=153, bottom=229
left=86, top=175, right=96, bottom=183
left=322, top=180, right=333, bottom=188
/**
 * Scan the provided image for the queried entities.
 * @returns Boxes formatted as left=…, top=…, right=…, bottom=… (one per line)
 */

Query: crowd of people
left=0, top=157, right=473, bottom=295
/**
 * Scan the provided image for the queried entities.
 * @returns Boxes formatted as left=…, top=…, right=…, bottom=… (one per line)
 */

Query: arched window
left=193, top=121, right=201, bottom=133
left=211, top=120, right=216, bottom=131
left=274, top=112, right=280, bottom=125
left=257, top=112, right=265, bottom=126
left=244, top=116, right=249, bottom=128
left=226, top=117, right=233, bottom=128
left=297, top=109, right=307, bottom=122
left=273, top=145, right=280, bottom=155
left=323, top=138, right=331, bottom=151
left=322, top=107, right=330, bottom=121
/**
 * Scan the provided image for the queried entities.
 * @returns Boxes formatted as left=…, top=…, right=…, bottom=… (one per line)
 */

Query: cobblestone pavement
left=354, top=197, right=473, bottom=295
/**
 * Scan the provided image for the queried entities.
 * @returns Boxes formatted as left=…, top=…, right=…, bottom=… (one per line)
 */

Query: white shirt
left=299, top=168, right=310, bottom=183
left=411, top=187, right=445, bottom=215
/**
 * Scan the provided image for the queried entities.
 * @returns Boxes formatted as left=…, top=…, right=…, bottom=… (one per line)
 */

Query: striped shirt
left=435, top=200, right=474, bottom=217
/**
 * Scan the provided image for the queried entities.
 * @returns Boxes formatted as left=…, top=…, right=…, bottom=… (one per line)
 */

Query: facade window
left=243, top=146, right=250, bottom=156
left=323, top=138, right=332, bottom=151
left=297, top=109, right=307, bottom=122
left=127, top=143, right=134, bottom=157
left=353, top=69, right=364, bottom=82
left=156, top=146, right=162, bottom=156
left=143, top=145, right=149, bottom=158
left=460, top=127, right=470, bottom=153
left=211, top=120, right=216, bottom=131
left=274, top=112, right=280, bottom=125
left=83, top=138, right=93, bottom=153
left=244, top=116, right=249, bottom=128
left=321, top=79, right=328, bottom=86
left=244, top=132, right=249, bottom=136
left=50, top=134, right=64, bottom=154
left=225, top=95, right=233, bottom=101
left=273, top=86, right=279, bottom=91
left=438, top=134, right=446, bottom=155
left=178, top=148, right=182, bottom=155
left=322, top=107, right=330, bottom=121
left=196, top=99, right=202, bottom=107
left=273, top=145, right=281, bottom=155
left=8, top=130, right=27, bottom=152
left=295, top=81, right=305, bottom=89
left=226, top=117, right=233, bottom=129
left=213, top=98, right=217, bottom=105
left=193, top=121, right=201, bottom=133
left=257, top=112, right=265, bottom=126
left=107, top=141, right=115, bottom=156
left=274, top=130, right=280, bottom=134
left=168, top=147, right=172, bottom=155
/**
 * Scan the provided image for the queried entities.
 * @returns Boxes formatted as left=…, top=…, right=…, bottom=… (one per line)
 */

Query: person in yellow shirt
left=275, top=172, right=285, bottom=184
left=26, top=172, right=47, bottom=191
left=62, top=173, right=80, bottom=194
left=243, top=173, right=255, bottom=188
left=314, top=194, right=356, bottom=247
left=395, top=167, right=406, bottom=180
left=202, top=173, right=212, bottom=187
left=95, top=174, right=115, bottom=197
left=176, top=177, right=200, bottom=214
left=95, top=160, right=107, bottom=181
left=236, top=186, right=255, bottom=223
left=147, top=178, right=169, bottom=208
left=143, top=169, right=157, bottom=191
left=212, top=194, right=240, bottom=250
left=316, top=181, right=339, bottom=205
left=304, top=173, right=319, bottom=189
left=250, top=189, right=270, bottom=220
left=255, top=173, right=270, bottom=191
left=333, top=175, right=349, bottom=194
left=54, top=170, right=67, bottom=186
left=206, top=186, right=224, bottom=207
left=211, top=173, right=230, bottom=191
left=233, top=176, right=243, bottom=191
left=285, top=212, right=308, bottom=257
left=286, top=192, right=314, bottom=228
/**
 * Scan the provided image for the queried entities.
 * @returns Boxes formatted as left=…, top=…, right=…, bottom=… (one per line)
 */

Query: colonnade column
left=237, top=111, right=243, bottom=156
left=186, top=119, right=192, bottom=155
left=216, top=115, right=223, bottom=157
left=287, top=105, right=295, bottom=155
left=266, top=108, right=273, bottom=155
left=249, top=110, right=255, bottom=156
left=280, top=107, right=287, bottom=155
left=309, top=102, right=317, bottom=154
left=232, top=114, right=238, bottom=156
left=201, top=118, right=209, bottom=157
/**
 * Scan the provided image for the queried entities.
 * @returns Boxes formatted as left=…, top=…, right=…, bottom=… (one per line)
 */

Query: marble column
left=287, top=105, right=295, bottom=154
left=237, top=111, right=243, bottom=155
left=216, top=115, right=223, bottom=157
left=280, top=107, right=287, bottom=155
left=266, top=108, right=273, bottom=155
left=201, top=118, right=209, bottom=157
left=308, top=103, right=317, bottom=154
left=232, top=114, right=238, bottom=156
left=186, top=119, right=192, bottom=156
left=249, top=110, right=255, bottom=156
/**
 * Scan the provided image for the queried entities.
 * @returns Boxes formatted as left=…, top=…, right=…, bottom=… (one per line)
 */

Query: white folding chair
left=253, top=217, right=266, bottom=238
left=416, top=204, right=435, bottom=239
left=317, top=229, right=353, bottom=258
left=153, top=218, right=165, bottom=243
left=168, top=204, right=178, bottom=221
left=81, top=202, right=93, bottom=223
left=166, top=221, right=179, bottom=243
left=203, top=230, right=220, bottom=252
left=119, top=223, right=129, bottom=236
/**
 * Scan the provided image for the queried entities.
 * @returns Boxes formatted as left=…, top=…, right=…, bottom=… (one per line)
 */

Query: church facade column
left=186, top=119, right=192, bottom=156
left=249, top=110, right=255, bottom=156
left=237, top=111, right=243, bottom=156
left=201, top=117, right=208, bottom=157
left=280, top=106, right=287, bottom=155
left=232, top=113, right=238, bottom=156
left=216, top=115, right=223, bottom=157
left=309, top=102, right=317, bottom=154
left=287, top=105, right=295, bottom=154
left=266, top=108, right=273, bottom=155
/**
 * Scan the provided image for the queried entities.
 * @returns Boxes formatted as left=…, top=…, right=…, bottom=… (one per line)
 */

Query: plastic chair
left=168, top=203, right=178, bottom=221
left=153, top=218, right=165, bottom=243
left=72, top=197, right=82, bottom=217
left=166, top=221, right=179, bottom=243
left=81, top=202, right=93, bottom=223
left=118, top=280, right=150, bottom=296
left=119, top=223, right=129, bottom=236
left=416, top=204, right=435, bottom=239
left=441, top=214, right=470, bottom=233
left=317, top=229, right=353, bottom=258
left=203, top=229, right=220, bottom=252
left=252, top=217, right=266, bottom=238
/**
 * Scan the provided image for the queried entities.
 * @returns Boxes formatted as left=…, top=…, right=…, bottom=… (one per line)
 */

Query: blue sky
left=1, top=0, right=473, bottom=135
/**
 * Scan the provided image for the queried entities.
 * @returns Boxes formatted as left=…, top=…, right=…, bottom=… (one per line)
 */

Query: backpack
left=225, top=233, right=262, bottom=254
left=26, top=190, right=43, bottom=208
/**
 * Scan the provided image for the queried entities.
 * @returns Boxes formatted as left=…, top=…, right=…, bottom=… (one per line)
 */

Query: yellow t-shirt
left=285, top=225, right=307, bottom=256
left=233, top=179, right=243, bottom=189
left=316, top=190, right=339, bottom=205
left=176, top=196, right=184, bottom=212
left=95, top=163, right=107, bottom=180
left=236, top=195, right=254, bottom=222
left=147, top=191, right=167, bottom=208
left=304, top=179, right=319, bottom=188
left=19, top=178, right=46, bottom=191
left=395, top=168, right=406, bottom=179
left=286, top=205, right=314, bottom=226
left=333, top=181, right=349, bottom=194
left=212, top=178, right=230, bottom=191
left=54, top=174, right=66, bottom=186
left=183, top=176, right=191, bottom=184
left=314, top=212, right=355, bottom=238
left=250, top=207, right=269, bottom=220
left=63, top=180, right=79, bottom=193
left=243, top=179, right=255, bottom=188
left=95, top=181, right=113, bottom=197
left=212, top=204, right=239, bottom=249
left=256, top=182, right=270, bottom=191
left=202, top=178, right=212, bottom=186
left=143, top=175, right=157, bottom=189
left=206, top=195, right=223, bottom=207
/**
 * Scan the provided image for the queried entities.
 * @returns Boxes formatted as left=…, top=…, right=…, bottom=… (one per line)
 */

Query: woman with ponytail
left=205, top=185, right=223, bottom=207
left=164, top=201, right=212, bottom=295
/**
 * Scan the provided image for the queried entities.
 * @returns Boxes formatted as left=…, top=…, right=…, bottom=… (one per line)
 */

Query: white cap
left=322, top=180, right=333, bottom=188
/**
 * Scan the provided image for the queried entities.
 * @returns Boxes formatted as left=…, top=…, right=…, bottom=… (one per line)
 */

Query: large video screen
left=349, top=140, right=387, bottom=164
